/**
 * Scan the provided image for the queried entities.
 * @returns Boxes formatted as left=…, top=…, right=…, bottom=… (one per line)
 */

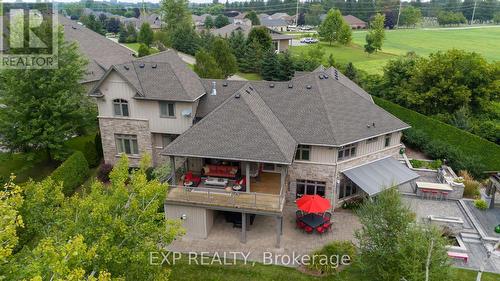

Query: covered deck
left=166, top=170, right=285, bottom=213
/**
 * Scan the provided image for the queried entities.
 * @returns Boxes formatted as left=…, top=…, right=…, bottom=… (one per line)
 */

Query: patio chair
left=323, top=221, right=332, bottom=231
left=304, top=226, right=313, bottom=234
left=316, top=225, right=326, bottom=235
left=323, top=212, right=332, bottom=222
left=296, top=220, right=306, bottom=229
left=184, top=171, right=201, bottom=187
left=296, top=210, right=304, bottom=218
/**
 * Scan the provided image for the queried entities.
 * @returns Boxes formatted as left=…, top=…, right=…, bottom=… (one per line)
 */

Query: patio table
left=300, top=214, right=325, bottom=228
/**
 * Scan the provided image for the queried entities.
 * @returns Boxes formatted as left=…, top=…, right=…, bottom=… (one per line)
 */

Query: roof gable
left=164, top=85, right=297, bottom=164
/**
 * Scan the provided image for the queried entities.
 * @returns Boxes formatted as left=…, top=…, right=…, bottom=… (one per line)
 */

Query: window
left=115, top=134, right=139, bottom=155
left=337, top=143, right=357, bottom=161
left=296, top=180, right=326, bottom=198
left=339, top=178, right=358, bottom=199
left=113, top=99, right=129, bottom=117
left=160, top=101, right=175, bottom=118
left=262, top=163, right=282, bottom=173
left=384, top=133, right=392, bottom=147
left=366, top=136, right=378, bottom=143
left=295, top=145, right=311, bottom=161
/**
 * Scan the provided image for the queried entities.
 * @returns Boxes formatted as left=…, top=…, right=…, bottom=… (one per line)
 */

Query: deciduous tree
left=194, top=49, right=224, bottom=79
left=0, top=28, right=94, bottom=161
left=244, top=10, right=261, bottom=25
left=214, top=14, right=230, bottom=28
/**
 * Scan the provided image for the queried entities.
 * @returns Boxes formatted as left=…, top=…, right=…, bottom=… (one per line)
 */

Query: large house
left=210, top=23, right=293, bottom=53
left=90, top=50, right=420, bottom=244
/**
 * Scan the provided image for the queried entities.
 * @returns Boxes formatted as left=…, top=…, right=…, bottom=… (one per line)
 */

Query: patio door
left=296, top=180, right=326, bottom=198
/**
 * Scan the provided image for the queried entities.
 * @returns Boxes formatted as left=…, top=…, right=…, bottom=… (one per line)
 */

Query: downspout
left=331, top=163, right=338, bottom=213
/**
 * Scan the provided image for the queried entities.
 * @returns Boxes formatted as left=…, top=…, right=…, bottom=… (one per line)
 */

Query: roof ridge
left=241, top=86, right=296, bottom=162
left=163, top=83, right=252, bottom=151
left=314, top=76, right=339, bottom=145
left=131, top=62, right=146, bottom=95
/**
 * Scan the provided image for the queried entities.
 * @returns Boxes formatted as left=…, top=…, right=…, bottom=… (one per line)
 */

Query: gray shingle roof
left=259, top=16, right=288, bottom=27
left=194, top=70, right=409, bottom=147
left=164, top=84, right=297, bottom=164
left=59, top=16, right=135, bottom=83
left=96, top=51, right=205, bottom=102
left=211, top=24, right=252, bottom=37
left=196, top=79, right=248, bottom=117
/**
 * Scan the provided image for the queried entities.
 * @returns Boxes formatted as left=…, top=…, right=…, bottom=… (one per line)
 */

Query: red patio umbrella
left=296, top=195, right=331, bottom=213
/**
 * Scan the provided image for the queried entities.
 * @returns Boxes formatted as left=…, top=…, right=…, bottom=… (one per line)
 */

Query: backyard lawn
left=236, top=72, right=263, bottom=81
left=124, top=43, right=141, bottom=53
left=169, top=258, right=500, bottom=281
left=291, top=26, right=500, bottom=74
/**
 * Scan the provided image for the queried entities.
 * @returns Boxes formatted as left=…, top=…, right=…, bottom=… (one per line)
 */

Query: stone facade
left=287, top=145, right=403, bottom=208
left=98, top=117, right=152, bottom=167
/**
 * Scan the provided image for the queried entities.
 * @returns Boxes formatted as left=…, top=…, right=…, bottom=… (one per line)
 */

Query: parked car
left=300, top=37, right=318, bottom=44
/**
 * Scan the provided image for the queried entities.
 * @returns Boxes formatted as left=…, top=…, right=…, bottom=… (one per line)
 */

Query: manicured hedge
left=50, top=151, right=89, bottom=196
left=374, top=97, right=500, bottom=176
left=64, top=133, right=102, bottom=167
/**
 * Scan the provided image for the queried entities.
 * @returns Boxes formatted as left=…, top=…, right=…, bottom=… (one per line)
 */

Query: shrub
left=460, top=170, right=481, bottom=198
left=307, top=241, right=356, bottom=275
left=84, top=141, right=100, bottom=167
left=97, top=163, right=113, bottom=183
left=429, top=159, right=443, bottom=170
left=474, top=199, right=488, bottom=210
left=410, top=159, right=423, bottom=168
left=50, top=151, right=89, bottom=196
left=341, top=197, right=364, bottom=210
left=374, top=97, right=498, bottom=177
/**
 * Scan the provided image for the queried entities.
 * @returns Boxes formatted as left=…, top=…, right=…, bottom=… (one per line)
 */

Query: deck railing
left=165, top=184, right=286, bottom=213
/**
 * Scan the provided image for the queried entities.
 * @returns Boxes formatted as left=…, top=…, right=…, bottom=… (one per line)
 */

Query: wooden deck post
left=246, top=162, right=251, bottom=193
left=170, top=156, right=176, bottom=184
left=275, top=216, right=282, bottom=248
left=241, top=212, right=247, bottom=243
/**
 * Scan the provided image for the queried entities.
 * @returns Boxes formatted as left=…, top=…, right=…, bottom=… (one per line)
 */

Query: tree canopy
left=318, top=9, right=352, bottom=45
left=0, top=27, right=95, bottom=161
left=138, top=22, right=154, bottom=47
left=0, top=155, right=183, bottom=280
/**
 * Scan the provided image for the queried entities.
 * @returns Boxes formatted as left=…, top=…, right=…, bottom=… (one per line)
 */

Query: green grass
left=291, top=27, right=500, bottom=74
left=290, top=42, right=397, bottom=74
left=236, top=72, right=263, bottom=81
left=124, top=43, right=141, bottom=52
left=0, top=151, right=58, bottom=183
left=352, top=27, right=500, bottom=62
left=0, top=133, right=98, bottom=184
left=374, top=97, right=500, bottom=171
left=169, top=257, right=499, bottom=281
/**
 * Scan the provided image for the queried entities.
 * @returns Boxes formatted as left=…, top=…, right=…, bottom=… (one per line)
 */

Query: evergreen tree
left=345, top=62, right=358, bottom=82
left=138, top=23, right=154, bottom=47
left=241, top=39, right=264, bottom=73
left=278, top=51, right=295, bottom=81
left=245, top=10, right=261, bottom=25
left=214, top=14, right=230, bottom=28
left=228, top=30, right=247, bottom=67
left=327, top=53, right=336, bottom=67
left=126, top=23, right=137, bottom=43
left=210, top=38, right=238, bottom=78
left=138, top=44, right=151, bottom=57
left=118, top=24, right=127, bottom=43
left=170, top=23, right=200, bottom=56
left=161, top=0, right=192, bottom=32
left=204, top=15, right=214, bottom=29
left=194, top=49, right=224, bottom=79
left=261, top=49, right=280, bottom=81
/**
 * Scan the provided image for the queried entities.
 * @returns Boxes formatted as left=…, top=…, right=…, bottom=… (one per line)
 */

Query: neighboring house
left=320, top=14, right=367, bottom=29
left=269, top=12, right=295, bottom=25
left=192, top=14, right=211, bottom=27
left=59, top=16, right=136, bottom=90
left=210, top=23, right=293, bottom=53
left=259, top=15, right=288, bottom=32
left=343, top=15, right=367, bottom=29
left=137, top=13, right=163, bottom=31
left=90, top=51, right=419, bottom=243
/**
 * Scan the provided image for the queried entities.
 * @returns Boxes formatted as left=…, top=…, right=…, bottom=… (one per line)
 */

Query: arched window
left=113, top=99, right=129, bottom=117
